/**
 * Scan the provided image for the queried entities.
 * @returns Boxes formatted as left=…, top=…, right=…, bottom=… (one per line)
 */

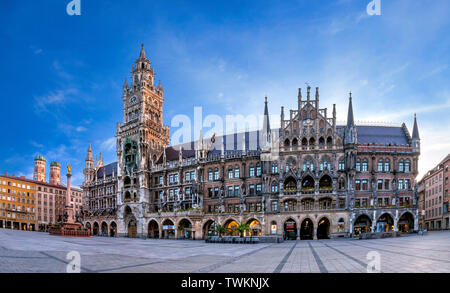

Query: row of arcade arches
left=282, top=217, right=332, bottom=240
left=85, top=221, right=117, bottom=237
left=353, top=212, right=415, bottom=237
left=284, top=175, right=333, bottom=191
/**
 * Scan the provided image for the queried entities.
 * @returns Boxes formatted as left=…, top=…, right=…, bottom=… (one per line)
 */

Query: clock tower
left=116, top=44, right=170, bottom=237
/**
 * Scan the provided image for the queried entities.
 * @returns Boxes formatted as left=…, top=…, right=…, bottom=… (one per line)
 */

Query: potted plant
left=214, top=224, right=226, bottom=238
left=233, top=223, right=250, bottom=238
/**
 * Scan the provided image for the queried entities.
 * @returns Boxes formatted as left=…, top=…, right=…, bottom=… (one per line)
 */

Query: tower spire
left=262, top=96, right=272, bottom=148
left=347, top=92, right=355, bottom=127
left=139, top=43, right=146, bottom=60
left=412, top=113, right=420, bottom=140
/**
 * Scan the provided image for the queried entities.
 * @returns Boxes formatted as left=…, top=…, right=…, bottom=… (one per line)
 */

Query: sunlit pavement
left=0, top=229, right=449, bottom=273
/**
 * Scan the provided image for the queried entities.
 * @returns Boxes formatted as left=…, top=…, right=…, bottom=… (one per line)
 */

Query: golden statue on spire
left=67, top=164, right=72, bottom=175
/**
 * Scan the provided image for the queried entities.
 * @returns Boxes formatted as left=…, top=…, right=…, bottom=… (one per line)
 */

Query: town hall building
left=82, top=45, right=420, bottom=240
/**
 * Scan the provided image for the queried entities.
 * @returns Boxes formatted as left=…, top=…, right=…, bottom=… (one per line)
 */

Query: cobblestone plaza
left=0, top=229, right=449, bottom=273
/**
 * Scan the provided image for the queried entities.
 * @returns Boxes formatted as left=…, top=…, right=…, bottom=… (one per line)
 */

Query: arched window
left=362, top=159, right=368, bottom=172
left=356, top=159, right=361, bottom=172
left=256, top=163, right=261, bottom=176
left=271, top=181, right=278, bottom=193
left=319, top=137, right=325, bottom=147
left=286, top=159, right=295, bottom=172
left=398, top=160, right=404, bottom=172
left=249, top=164, right=255, bottom=177
left=271, top=163, right=278, bottom=174
left=208, top=169, right=213, bottom=181
left=292, top=138, right=298, bottom=147
left=284, top=177, right=297, bottom=191
left=384, top=159, right=390, bottom=172
left=320, top=157, right=331, bottom=171
left=234, top=165, right=240, bottom=178
left=303, top=158, right=314, bottom=171
left=404, top=160, right=410, bottom=173
left=302, top=137, right=308, bottom=148
left=338, top=159, right=345, bottom=171
left=228, top=167, right=233, bottom=179
left=284, top=139, right=290, bottom=147
left=338, top=178, right=345, bottom=190
left=214, top=168, right=219, bottom=180
left=309, top=137, right=315, bottom=148
left=326, top=137, right=332, bottom=147
left=377, top=159, right=383, bottom=172
left=301, top=176, right=315, bottom=190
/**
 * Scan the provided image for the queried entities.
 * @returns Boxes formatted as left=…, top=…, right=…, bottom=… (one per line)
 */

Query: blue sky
left=0, top=0, right=449, bottom=186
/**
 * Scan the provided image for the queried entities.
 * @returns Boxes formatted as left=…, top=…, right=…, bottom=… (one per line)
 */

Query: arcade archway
left=376, top=213, right=394, bottom=232
left=224, top=219, right=239, bottom=236
left=398, top=212, right=414, bottom=233
left=109, top=222, right=117, bottom=237
left=317, top=217, right=330, bottom=239
left=93, top=222, right=99, bottom=236
left=353, top=214, right=372, bottom=237
left=148, top=220, right=159, bottom=238
left=101, top=222, right=108, bottom=236
left=178, top=219, right=193, bottom=239
left=300, top=218, right=314, bottom=240
left=162, top=219, right=175, bottom=239
left=283, top=219, right=297, bottom=240
left=203, top=220, right=215, bottom=238
left=247, top=219, right=262, bottom=236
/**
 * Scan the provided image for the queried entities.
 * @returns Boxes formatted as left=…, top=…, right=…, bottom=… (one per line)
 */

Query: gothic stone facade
left=82, top=45, right=421, bottom=239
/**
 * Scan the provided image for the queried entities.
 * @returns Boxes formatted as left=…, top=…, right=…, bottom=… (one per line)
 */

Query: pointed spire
left=347, top=92, right=354, bottom=127
left=139, top=43, right=146, bottom=59
left=412, top=113, right=420, bottom=140
left=123, top=78, right=128, bottom=88
left=263, top=96, right=271, bottom=137
left=86, top=142, right=93, bottom=161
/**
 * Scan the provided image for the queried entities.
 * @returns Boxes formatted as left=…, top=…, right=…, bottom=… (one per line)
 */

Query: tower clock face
left=129, top=96, right=137, bottom=104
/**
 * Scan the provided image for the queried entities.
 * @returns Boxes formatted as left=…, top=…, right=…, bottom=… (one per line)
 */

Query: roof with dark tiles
left=96, top=162, right=118, bottom=178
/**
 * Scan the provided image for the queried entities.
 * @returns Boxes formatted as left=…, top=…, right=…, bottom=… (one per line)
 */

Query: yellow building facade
left=0, top=175, right=37, bottom=230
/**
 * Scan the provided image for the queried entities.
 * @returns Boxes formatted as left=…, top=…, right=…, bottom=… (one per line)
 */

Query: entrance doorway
left=317, top=217, right=330, bottom=239
left=300, top=218, right=314, bottom=240
left=128, top=220, right=137, bottom=238
left=284, top=219, right=297, bottom=240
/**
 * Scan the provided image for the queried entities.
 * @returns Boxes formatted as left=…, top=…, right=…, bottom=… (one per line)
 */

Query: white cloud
left=101, top=137, right=116, bottom=151
left=34, top=88, right=78, bottom=113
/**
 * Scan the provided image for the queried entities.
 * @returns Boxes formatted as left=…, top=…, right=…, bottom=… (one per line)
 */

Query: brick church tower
left=116, top=44, right=170, bottom=237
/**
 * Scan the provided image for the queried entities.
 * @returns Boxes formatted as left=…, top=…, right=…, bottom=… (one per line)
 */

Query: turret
left=49, top=161, right=61, bottom=185
left=83, top=142, right=95, bottom=183
left=33, top=154, right=46, bottom=182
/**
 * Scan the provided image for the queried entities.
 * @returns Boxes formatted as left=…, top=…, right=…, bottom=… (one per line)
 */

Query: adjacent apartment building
left=419, top=154, right=450, bottom=230
left=0, top=174, right=37, bottom=230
